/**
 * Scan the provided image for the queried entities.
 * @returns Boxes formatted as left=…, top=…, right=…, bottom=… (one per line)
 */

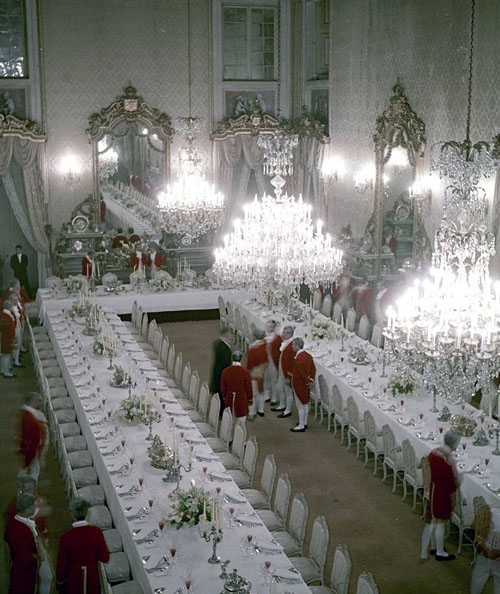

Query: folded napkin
left=349, top=379, right=364, bottom=388
left=336, top=369, right=348, bottom=377
left=209, top=471, right=232, bottom=482
left=224, top=492, right=246, bottom=504
left=236, top=514, right=261, bottom=527
left=254, top=539, right=283, bottom=553
left=273, top=568, right=301, bottom=583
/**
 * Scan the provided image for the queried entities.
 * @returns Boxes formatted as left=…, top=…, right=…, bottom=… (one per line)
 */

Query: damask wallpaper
left=40, top=0, right=211, bottom=230
left=328, top=0, right=500, bottom=243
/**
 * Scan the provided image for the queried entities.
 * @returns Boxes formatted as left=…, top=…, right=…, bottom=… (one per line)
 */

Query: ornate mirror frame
left=86, top=85, right=175, bottom=227
left=372, top=83, right=426, bottom=277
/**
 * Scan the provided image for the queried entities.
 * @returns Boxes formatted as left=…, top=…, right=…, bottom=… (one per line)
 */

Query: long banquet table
left=45, top=305, right=310, bottom=594
left=233, top=298, right=500, bottom=523
left=37, top=287, right=252, bottom=321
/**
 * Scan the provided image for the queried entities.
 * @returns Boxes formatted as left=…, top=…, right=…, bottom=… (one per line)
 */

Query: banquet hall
left=1, top=0, right=500, bottom=593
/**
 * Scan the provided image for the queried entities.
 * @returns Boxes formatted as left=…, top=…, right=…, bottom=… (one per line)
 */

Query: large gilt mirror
left=369, top=83, right=426, bottom=278
left=86, top=85, right=174, bottom=227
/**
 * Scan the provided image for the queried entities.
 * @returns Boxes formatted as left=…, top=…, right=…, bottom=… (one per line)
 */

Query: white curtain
left=490, top=168, right=500, bottom=275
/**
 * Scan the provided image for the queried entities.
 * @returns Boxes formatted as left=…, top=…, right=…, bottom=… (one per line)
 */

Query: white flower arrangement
left=92, top=333, right=120, bottom=357
left=388, top=370, right=417, bottom=397
left=310, top=318, right=337, bottom=340
left=115, top=394, right=149, bottom=424
left=167, top=485, right=213, bottom=529
left=62, top=276, right=86, bottom=295
left=147, top=275, right=174, bottom=292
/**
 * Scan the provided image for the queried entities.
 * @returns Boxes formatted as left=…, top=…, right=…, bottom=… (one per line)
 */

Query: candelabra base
left=492, top=448, right=500, bottom=456
left=208, top=554, right=221, bottom=564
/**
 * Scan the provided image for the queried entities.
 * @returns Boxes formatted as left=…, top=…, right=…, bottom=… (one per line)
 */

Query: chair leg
left=364, top=447, right=369, bottom=467
left=373, top=453, right=379, bottom=476
left=412, top=487, right=418, bottom=511
left=392, top=468, right=398, bottom=492
left=347, top=430, right=352, bottom=450
left=382, top=462, right=387, bottom=483
left=402, top=478, right=408, bottom=501
left=327, top=412, right=332, bottom=432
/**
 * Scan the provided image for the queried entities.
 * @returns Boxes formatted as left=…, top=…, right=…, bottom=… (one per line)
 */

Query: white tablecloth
left=45, top=307, right=310, bottom=594
left=103, top=191, right=158, bottom=237
left=234, top=299, right=500, bottom=523
left=37, top=287, right=253, bottom=322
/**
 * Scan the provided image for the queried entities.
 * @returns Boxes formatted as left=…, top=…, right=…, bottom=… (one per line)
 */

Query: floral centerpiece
left=167, top=484, right=212, bottom=529
left=311, top=318, right=336, bottom=341
left=69, top=296, right=91, bottom=318
left=92, top=333, right=120, bottom=357
left=147, top=275, right=174, bottom=292
left=116, top=394, right=150, bottom=423
left=111, top=365, right=127, bottom=388
left=388, top=370, right=417, bottom=397
left=62, top=276, right=86, bottom=295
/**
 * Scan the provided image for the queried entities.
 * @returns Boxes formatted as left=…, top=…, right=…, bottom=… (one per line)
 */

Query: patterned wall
left=328, top=0, right=500, bottom=242
left=41, top=0, right=211, bottom=230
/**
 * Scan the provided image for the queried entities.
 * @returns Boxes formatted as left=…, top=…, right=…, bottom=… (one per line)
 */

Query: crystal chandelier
left=213, top=193, right=343, bottom=300
left=383, top=0, right=500, bottom=405
left=257, top=129, right=298, bottom=179
left=157, top=0, right=224, bottom=244
left=98, top=139, right=118, bottom=182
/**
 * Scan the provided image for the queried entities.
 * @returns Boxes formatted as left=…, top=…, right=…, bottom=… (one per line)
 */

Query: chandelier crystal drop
left=97, top=139, right=118, bottom=182
left=213, top=193, right=343, bottom=299
left=257, top=129, right=298, bottom=178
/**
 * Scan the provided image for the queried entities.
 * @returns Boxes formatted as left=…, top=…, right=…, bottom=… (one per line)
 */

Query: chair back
left=188, top=370, right=200, bottom=406
left=382, top=424, right=398, bottom=464
left=402, top=439, right=418, bottom=482
left=46, top=275, right=62, bottom=290
left=166, top=343, right=176, bottom=376
left=218, top=295, right=227, bottom=323
left=346, top=396, right=361, bottom=431
left=357, top=315, right=370, bottom=340
left=363, top=410, right=378, bottom=449
left=152, top=328, right=162, bottom=354
left=197, top=382, right=210, bottom=420
left=313, top=289, right=322, bottom=310
left=181, top=362, right=192, bottom=395
left=331, top=544, right=352, bottom=594
left=232, top=423, right=247, bottom=461
left=241, top=436, right=258, bottom=485
left=219, top=408, right=234, bottom=450
left=309, top=516, right=329, bottom=578
left=356, top=571, right=379, bottom=594
left=473, top=495, right=487, bottom=516
left=130, top=300, right=138, bottom=325
left=318, top=375, right=329, bottom=408
left=288, top=493, right=309, bottom=547
left=141, top=312, right=149, bottom=338
left=273, top=473, right=291, bottom=525
left=321, top=294, right=333, bottom=318
left=474, top=503, right=491, bottom=547
left=421, top=455, right=431, bottom=499
left=160, top=336, right=170, bottom=365
left=234, top=307, right=242, bottom=332
left=226, top=302, right=235, bottom=326
left=370, top=324, right=383, bottom=348
left=331, top=385, right=344, bottom=417
left=173, top=351, right=183, bottom=385
left=135, top=306, right=143, bottom=331
left=242, top=315, right=251, bottom=344
left=260, top=454, right=277, bottom=501
left=332, top=302, right=342, bottom=324
left=207, top=395, right=221, bottom=433
left=346, top=307, right=356, bottom=332
left=147, top=319, right=157, bottom=345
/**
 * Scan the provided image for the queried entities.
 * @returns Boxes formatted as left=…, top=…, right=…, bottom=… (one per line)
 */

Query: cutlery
left=141, top=554, right=150, bottom=563
left=117, top=484, right=139, bottom=497
left=84, top=403, right=103, bottom=413
left=89, top=416, right=107, bottom=426
left=134, top=529, right=159, bottom=544
left=126, top=506, right=148, bottom=521
left=101, top=445, right=122, bottom=457
left=154, top=588, right=165, bottom=594
left=145, top=555, right=169, bottom=573
left=133, top=528, right=142, bottom=536
left=95, top=431, right=114, bottom=441
left=110, top=464, right=130, bottom=476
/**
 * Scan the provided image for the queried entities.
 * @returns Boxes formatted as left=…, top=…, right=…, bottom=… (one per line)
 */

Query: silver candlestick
left=489, top=424, right=500, bottom=456
left=203, top=525, right=223, bottom=564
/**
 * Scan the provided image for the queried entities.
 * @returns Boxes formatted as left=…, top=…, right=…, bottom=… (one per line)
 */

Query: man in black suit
left=210, top=326, right=233, bottom=412
left=10, top=245, right=30, bottom=295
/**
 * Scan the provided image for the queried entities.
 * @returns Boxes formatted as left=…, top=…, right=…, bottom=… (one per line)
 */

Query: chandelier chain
left=187, top=0, right=192, bottom=119
left=276, top=0, right=281, bottom=116
left=465, top=0, right=476, bottom=145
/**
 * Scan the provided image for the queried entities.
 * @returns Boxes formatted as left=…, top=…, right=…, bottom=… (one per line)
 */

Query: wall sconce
left=387, top=146, right=410, bottom=173
left=354, top=165, right=375, bottom=194
left=409, top=175, right=435, bottom=212
left=321, top=156, right=346, bottom=182
left=57, top=154, right=83, bottom=189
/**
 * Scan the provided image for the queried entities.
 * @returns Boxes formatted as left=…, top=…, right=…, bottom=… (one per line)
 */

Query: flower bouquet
left=116, top=394, right=150, bottom=424
left=388, top=370, right=416, bottom=397
left=62, top=276, right=86, bottom=295
left=147, top=276, right=174, bottom=292
left=111, top=365, right=128, bottom=388
left=167, top=484, right=213, bottom=529
left=92, top=333, right=120, bottom=357
left=311, top=318, right=336, bottom=341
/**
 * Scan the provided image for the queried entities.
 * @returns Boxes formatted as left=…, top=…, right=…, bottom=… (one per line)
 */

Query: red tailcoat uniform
left=292, top=351, right=316, bottom=405
left=129, top=234, right=141, bottom=244
left=351, top=284, right=375, bottom=317
left=56, top=523, right=110, bottom=594
left=111, top=235, right=128, bottom=249
left=3, top=288, right=30, bottom=303
left=82, top=256, right=93, bottom=278
left=279, top=340, right=295, bottom=384
left=1, top=310, right=16, bottom=354
left=4, top=516, right=38, bottom=594
left=20, top=407, right=47, bottom=469
left=6, top=497, right=49, bottom=543
left=130, top=252, right=148, bottom=270
left=148, top=251, right=166, bottom=269
left=267, top=333, right=282, bottom=369
left=220, top=363, right=253, bottom=418
left=429, top=447, right=461, bottom=520
left=246, top=340, right=268, bottom=393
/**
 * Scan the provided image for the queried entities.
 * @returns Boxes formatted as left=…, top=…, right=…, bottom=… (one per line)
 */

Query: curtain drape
left=489, top=168, right=500, bottom=275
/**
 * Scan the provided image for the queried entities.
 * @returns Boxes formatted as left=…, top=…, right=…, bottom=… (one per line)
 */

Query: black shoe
left=272, top=407, right=285, bottom=412
left=430, top=548, right=447, bottom=556
left=435, top=554, right=456, bottom=562
left=257, top=412, right=264, bottom=417
left=290, top=426, right=306, bottom=432
left=277, top=412, right=291, bottom=418
left=3, top=373, right=17, bottom=378
left=296, top=422, right=308, bottom=429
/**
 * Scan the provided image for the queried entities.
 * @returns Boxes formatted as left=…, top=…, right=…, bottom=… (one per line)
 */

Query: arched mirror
left=370, top=83, right=427, bottom=279
left=86, top=85, right=174, bottom=228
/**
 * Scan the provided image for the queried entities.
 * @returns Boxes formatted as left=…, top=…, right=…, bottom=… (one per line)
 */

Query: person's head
left=3, top=299, right=13, bottom=311
left=17, top=475, right=37, bottom=495
left=253, top=328, right=265, bottom=341
left=220, top=325, right=232, bottom=341
left=25, top=392, right=42, bottom=410
left=10, top=293, right=19, bottom=305
left=232, top=351, right=243, bottom=363
left=265, top=320, right=277, bottom=335
left=117, top=227, right=123, bottom=234
left=293, top=337, right=304, bottom=353
left=127, top=227, right=134, bottom=235
left=444, top=430, right=461, bottom=452
left=15, top=245, right=22, bottom=254
left=11, top=279, right=21, bottom=291
left=16, top=493, right=36, bottom=517
left=69, top=498, right=90, bottom=522
left=149, top=243, right=156, bottom=251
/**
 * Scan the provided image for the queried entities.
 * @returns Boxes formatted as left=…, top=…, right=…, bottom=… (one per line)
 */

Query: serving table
left=233, top=298, right=500, bottom=523
left=45, top=305, right=310, bottom=594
